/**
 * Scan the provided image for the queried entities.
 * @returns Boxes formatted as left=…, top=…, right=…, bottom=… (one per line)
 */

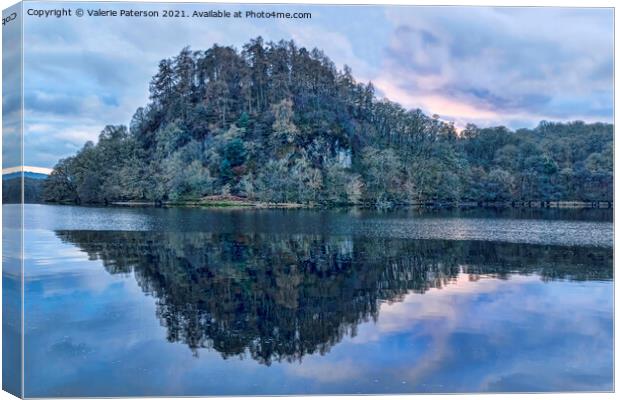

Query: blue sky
left=16, top=3, right=614, bottom=168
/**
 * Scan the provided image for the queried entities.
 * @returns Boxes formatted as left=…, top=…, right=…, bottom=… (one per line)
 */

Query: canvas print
left=2, top=1, right=614, bottom=397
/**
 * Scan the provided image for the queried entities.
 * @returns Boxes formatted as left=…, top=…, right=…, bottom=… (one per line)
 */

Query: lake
left=6, top=204, right=614, bottom=396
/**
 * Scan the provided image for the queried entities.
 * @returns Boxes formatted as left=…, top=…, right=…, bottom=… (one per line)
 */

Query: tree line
left=43, top=37, right=613, bottom=207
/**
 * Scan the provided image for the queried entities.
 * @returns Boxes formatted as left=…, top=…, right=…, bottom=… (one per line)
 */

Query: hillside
left=3, top=171, right=49, bottom=204
left=43, top=38, right=613, bottom=207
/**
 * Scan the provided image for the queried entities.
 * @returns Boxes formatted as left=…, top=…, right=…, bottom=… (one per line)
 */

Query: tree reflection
left=55, top=231, right=612, bottom=364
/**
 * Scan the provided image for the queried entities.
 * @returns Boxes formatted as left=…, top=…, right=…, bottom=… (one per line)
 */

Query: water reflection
left=55, top=231, right=612, bottom=365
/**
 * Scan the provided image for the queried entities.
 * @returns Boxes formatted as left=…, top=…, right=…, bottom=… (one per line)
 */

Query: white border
left=0, top=1, right=616, bottom=400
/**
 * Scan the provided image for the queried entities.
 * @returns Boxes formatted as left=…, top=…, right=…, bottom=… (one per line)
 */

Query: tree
left=360, top=147, right=404, bottom=206
left=43, top=157, right=79, bottom=203
left=483, top=169, right=515, bottom=202
left=44, top=39, right=614, bottom=206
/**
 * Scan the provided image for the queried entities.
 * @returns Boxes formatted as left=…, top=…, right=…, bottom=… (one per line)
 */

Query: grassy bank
left=161, top=195, right=308, bottom=209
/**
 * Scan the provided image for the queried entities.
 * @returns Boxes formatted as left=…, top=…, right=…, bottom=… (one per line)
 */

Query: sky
left=11, top=2, right=614, bottom=168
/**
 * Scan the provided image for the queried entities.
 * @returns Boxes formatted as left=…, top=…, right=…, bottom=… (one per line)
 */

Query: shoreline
left=106, top=198, right=613, bottom=210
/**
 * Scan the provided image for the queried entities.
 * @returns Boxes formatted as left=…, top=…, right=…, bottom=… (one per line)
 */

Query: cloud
left=287, top=24, right=378, bottom=82
left=285, top=358, right=363, bottom=383
left=20, top=4, right=613, bottom=167
left=374, top=7, right=613, bottom=128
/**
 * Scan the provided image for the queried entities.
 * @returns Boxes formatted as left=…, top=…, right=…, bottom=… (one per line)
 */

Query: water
left=7, top=204, right=613, bottom=396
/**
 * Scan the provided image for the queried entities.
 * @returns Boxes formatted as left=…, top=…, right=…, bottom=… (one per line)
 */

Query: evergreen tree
left=44, top=39, right=614, bottom=207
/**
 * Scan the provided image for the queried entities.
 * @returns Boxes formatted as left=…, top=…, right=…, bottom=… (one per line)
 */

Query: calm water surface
left=10, top=204, right=613, bottom=396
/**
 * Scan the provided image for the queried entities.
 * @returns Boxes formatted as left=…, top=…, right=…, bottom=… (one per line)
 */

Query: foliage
left=44, top=39, right=614, bottom=206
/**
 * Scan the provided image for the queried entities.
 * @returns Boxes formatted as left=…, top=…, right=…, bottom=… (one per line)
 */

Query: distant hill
left=3, top=171, right=49, bottom=181
left=3, top=167, right=51, bottom=203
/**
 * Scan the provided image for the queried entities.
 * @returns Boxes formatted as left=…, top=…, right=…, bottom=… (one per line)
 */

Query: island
left=41, top=38, right=613, bottom=209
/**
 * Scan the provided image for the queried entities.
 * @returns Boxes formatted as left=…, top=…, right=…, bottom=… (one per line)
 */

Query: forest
left=43, top=37, right=613, bottom=207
